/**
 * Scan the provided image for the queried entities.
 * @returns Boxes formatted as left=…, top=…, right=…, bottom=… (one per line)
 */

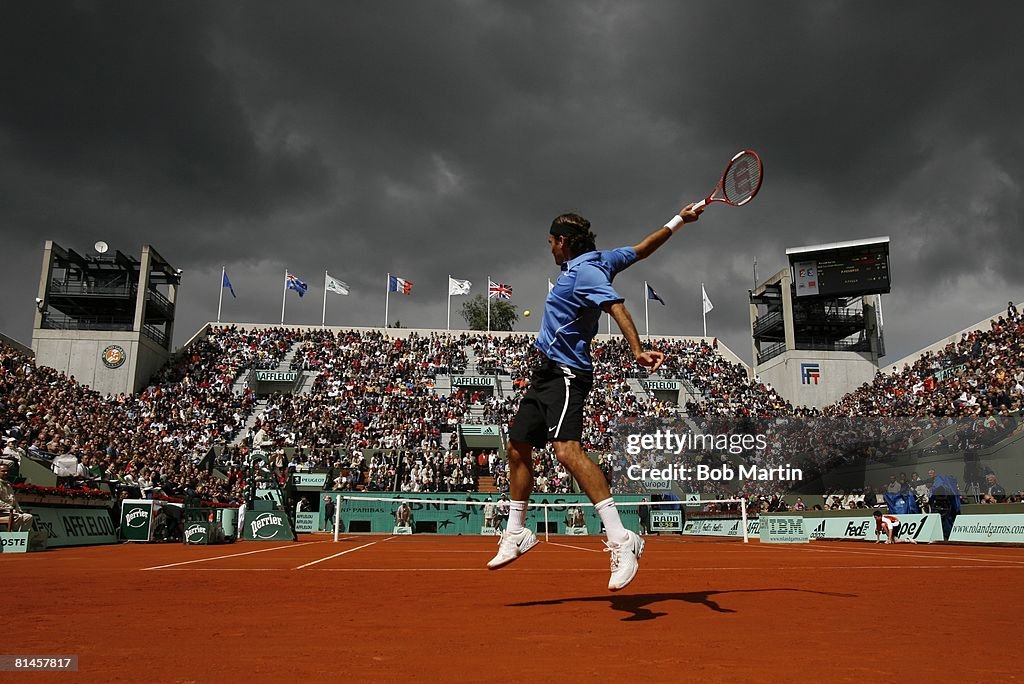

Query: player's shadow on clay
left=508, top=588, right=856, bottom=622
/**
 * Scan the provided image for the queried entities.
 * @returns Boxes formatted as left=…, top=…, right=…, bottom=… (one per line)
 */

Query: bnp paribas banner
left=23, top=506, right=118, bottom=547
left=242, top=510, right=295, bottom=541
left=338, top=493, right=646, bottom=535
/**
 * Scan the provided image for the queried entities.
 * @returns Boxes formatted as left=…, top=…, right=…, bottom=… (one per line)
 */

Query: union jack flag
left=286, top=272, right=308, bottom=297
left=488, top=280, right=512, bottom=300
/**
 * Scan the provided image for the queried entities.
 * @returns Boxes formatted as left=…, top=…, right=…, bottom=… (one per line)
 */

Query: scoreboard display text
left=792, top=241, right=891, bottom=297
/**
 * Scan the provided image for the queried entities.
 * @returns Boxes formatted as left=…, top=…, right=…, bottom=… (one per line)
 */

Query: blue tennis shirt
left=536, top=247, right=638, bottom=370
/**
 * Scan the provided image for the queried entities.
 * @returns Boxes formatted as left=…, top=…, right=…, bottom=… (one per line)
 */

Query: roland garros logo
left=250, top=513, right=285, bottom=540
left=125, top=507, right=149, bottom=528
left=185, top=523, right=206, bottom=542
left=102, top=345, right=126, bottom=369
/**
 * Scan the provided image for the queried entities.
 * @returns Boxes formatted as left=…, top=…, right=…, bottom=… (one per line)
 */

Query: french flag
left=388, top=275, right=413, bottom=295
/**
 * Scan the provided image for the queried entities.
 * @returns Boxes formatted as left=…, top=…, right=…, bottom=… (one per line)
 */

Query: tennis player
left=487, top=204, right=703, bottom=590
left=873, top=510, right=905, bottom=544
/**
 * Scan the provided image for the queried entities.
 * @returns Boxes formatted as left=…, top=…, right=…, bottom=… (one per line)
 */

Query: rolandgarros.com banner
left=948, top=514, right=1024, bottom=543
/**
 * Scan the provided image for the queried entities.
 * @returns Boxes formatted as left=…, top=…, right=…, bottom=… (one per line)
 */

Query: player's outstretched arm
left=604, top=302, right=665, bottom=372
left=633, top=203, right=704, bottom=260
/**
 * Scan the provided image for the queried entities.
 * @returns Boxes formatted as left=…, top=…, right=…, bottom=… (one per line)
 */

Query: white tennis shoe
left=605, top=530, right=644, bottom=591
left=487, top=527, right=538, bottom=569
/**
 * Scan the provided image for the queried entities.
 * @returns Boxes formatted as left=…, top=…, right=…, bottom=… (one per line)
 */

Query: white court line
left=545, top=541, right=602, bottom=553
left=141, top=541, right=324, bottom=571
left=295, top=536, right=394, bottom=569
left=310, top=564, right=1024, bottom=572
left=791, top=543, right=1024, bottom=565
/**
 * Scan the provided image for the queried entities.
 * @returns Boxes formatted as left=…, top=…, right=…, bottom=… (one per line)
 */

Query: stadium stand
left=4, top=303, right=1023, bottom=507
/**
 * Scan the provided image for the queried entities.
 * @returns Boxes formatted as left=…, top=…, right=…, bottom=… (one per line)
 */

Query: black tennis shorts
left=508, top=360, right=593, bottom=448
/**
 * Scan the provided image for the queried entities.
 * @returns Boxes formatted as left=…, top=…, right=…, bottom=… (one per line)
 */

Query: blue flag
left=222, top=271, right=236, bottom=298
left=286, top=272, right=308, bottom=297
left=647, top=283, right=665, bottom=305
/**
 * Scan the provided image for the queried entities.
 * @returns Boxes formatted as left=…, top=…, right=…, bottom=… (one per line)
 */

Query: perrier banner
left=242, top=510, right=295, bottom=541
left=120, top=500, right=154, bottom=541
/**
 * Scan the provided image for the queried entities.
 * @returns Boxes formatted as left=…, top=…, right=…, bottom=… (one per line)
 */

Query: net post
left=740, top=497, right=749, bottom=544
left=543, top=505, right=549, bottom=543
left=334, top=495, right=343, bottom=543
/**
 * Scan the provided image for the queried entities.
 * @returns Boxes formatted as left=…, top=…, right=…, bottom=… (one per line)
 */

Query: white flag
left=448, top=277, right=472, bottom=296
left=326, top=274, right=350, bottom=295
left=702, top=284, right=714, bottom=314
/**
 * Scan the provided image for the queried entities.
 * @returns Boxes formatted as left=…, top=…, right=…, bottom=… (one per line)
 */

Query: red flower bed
left=14, top=483, right=112, bottom=500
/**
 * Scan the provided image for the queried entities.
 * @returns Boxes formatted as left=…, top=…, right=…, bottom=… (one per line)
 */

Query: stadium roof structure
left=785, top=235, right=890, bottom=256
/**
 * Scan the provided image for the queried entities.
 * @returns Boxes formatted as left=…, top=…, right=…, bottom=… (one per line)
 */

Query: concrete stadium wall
left=757, top=350, right=879, bottom=409
left=32, top=329, right=169, bottom=396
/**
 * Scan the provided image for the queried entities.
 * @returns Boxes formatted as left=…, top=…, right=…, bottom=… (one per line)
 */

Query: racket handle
left=691, top=199, right=706, bottom=211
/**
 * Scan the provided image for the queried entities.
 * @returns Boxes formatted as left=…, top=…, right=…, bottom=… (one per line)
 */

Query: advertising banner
left=760, top=516, right=810, bottom=543
left=803, top=513, right=944, bottom=543
left=242, top=510, right=295, bottom=541
left=295, top=511, right=319, bottom=533
left=650, top=511, right=682, bottom=532
left=184, top=522, right=210, bottom=545
left=119, top=500, right=154, bottom=541
left=948, top=514, right=1024, bottom=543
left=23, top=506, right=119, bottom=547
left=0, top=532, right=29, bottom=553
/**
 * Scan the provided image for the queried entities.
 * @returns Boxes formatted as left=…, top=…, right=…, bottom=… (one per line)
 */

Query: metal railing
left=41, top=313, right=133, bottom=332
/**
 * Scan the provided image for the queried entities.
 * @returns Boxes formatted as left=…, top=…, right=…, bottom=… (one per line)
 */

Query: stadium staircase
left=477, top=474, right=498, bottom=493
left=229, top=397, right=269, bottom=448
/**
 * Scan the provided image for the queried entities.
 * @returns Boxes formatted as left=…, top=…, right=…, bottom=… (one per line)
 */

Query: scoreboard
left=787, top=237, right=890, bottom=297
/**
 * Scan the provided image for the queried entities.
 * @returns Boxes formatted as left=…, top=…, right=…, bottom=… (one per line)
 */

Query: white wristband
left=665, top=214, right=684, bottom=232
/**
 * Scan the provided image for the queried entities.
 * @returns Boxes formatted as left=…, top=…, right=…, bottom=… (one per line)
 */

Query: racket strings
left=722, top=153, right=762, bottom=205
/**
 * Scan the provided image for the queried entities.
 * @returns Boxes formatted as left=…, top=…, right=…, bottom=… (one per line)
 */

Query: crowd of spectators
left=4, top=302, right=1024, bottom=508
left=0, top=326, right=309, bottom=505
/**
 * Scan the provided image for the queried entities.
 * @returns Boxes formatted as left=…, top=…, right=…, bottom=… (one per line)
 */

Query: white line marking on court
left=141, top=541, right=325, bottom=571
left=308, top=564, right=1024, bottom=572
left=545, top=541, right=601, bottom=553
left=295, top=537, right=395, bottom=569
left=791, top=543, right=1024, bottom=565
left=153, top=568, right=285, bottom=571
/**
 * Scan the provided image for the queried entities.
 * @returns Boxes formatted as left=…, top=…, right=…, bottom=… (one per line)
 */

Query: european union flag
left=222, top=271, right=236, bottom=298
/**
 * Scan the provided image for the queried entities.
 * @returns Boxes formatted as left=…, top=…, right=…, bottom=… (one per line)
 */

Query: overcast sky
left=1, top=2, right=1021, bottom=366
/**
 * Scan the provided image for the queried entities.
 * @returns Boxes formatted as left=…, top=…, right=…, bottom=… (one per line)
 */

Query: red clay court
left=4, top=536, right=1022, bottom=683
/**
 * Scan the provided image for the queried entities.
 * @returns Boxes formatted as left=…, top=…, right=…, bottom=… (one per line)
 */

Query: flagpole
left=447, top=275, right=451, bottom=331
left=281, top=270, right=287, bottom=325
left=217, top=266, right=225, bottom=324
left=322, top=271, right=328, bottom=328
left=486, top=275, right=491, bottom=332
left=385, top=273, right=390, bottom=328
left=644, top=281, right=650, bottom=339
left=702, top=282, right=707, bottom=338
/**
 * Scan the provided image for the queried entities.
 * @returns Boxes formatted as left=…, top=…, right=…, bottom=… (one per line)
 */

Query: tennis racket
left=691, top=150, right=763, bottom=210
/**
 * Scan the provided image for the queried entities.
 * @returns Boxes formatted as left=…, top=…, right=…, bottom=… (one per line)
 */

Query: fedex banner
left=803, top=513, right=944, bottom=543
left=949, top=514, right=1024, bottom=544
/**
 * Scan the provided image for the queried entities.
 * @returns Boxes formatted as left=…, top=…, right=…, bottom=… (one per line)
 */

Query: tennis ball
left=524, top=310, right=531, bottom=317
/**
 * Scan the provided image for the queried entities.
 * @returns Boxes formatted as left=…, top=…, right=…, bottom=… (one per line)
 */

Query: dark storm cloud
left=1, top=1, right=1021, bottom=366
